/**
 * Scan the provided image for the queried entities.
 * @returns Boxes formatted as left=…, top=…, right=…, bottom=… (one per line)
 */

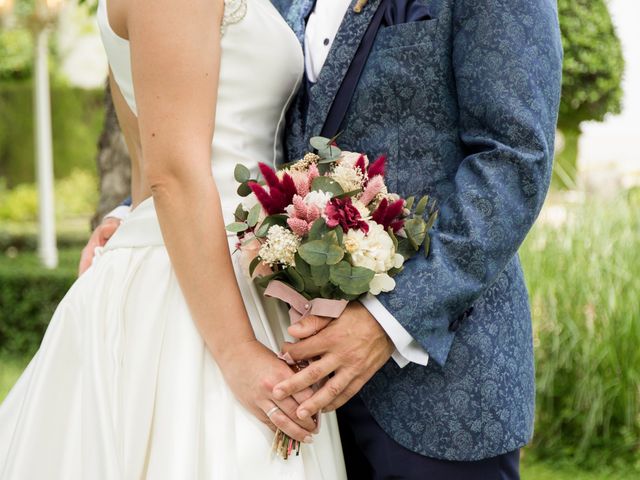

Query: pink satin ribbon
left=264, top=280, right=348, bottom=325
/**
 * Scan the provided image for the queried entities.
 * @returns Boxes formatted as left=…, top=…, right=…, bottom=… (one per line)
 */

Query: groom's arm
left=272, top=0, right=562, bottom=415
left=372, top=0, right=563, bottom=366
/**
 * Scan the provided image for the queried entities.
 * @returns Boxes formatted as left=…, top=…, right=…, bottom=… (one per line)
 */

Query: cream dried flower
left=331, top=164, right=365, bottom=192
left=258, top=225, right=301, bottom=267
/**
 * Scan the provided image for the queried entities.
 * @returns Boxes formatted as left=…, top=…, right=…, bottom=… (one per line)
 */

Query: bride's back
left=96, top=0, right=304, bottom=217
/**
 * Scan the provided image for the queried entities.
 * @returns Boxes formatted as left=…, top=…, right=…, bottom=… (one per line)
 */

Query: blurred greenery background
left=0, top=1, right=639, bottom=479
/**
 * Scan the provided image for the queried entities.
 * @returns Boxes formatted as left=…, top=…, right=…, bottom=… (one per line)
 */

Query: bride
left=0, top=0, right=346, bottom=478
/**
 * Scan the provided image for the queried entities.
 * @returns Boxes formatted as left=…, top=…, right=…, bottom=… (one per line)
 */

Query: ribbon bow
left=264, top=280, right=349, bottom=326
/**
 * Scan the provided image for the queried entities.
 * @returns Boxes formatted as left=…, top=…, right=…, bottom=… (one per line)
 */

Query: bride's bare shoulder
left=106, top=0, right=225, bottom=41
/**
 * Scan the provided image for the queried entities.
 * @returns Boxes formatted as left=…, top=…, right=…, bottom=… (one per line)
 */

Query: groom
left=86, top=0, right=562, bottom=477
left=268, top=0, right=562, bottom=478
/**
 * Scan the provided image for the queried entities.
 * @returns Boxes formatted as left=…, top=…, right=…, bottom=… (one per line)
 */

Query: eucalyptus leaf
left=329, top=261, right=375, bottom=295
left=415, top=195, right=429, bottom=216
left=249, top=256, right=262, bottom=277
left=286, top=267, right=305, bottom=292
left=405, top=218, right=427, bottom=250
left=405, top=196, right=416, bottom=211
left=425, top=210, right=438, bottom=230
left=298, top=239, right=344, bottom=266
left=247, top=204, right=261, bottom=227
left=387, top=227, right=398, bottom=251
left=234, top=204, right=248, bottom=222
left=303, top=276, right=321, bottom=296
left=337, top=291, right=361, bottom=301
left=397, top=237, right=417, bottom=260
left=310, top=136, right=331, bottom=151
left=333, top=226, right=344, bottom=245
left=320, top=283, right=335, bottom=299
left=311, top=176, right=344, bottom=196
left=226, top=222, right=249, bottom=233
left=294, top=253, right=311, bottom=277
left=237, top=182, right=252, bottom=197
left=325, top=229, right=339, bottom=244
left=255, top=215, right=288, bottom=238
left=234, top=164, right=251, bottom=183
left=254, top=270, right=284, bottom=289
left=310, top=264, right=330, bottom=287
left=423, top=235, right=432, bottom=259
left=335, top=188, right=362, bottom=199
left=388, top=266, right=404, bottom=277
left=308, top=218, right=329, bottom=241
left=318, top=145, right=342, bottom=160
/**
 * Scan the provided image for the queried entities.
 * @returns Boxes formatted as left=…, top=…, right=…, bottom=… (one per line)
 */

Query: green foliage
left=0, top=29, right=33, bottom=81
left=558, top=0, right=624, bottom=128
left=0, top=80, right=104, bottom=185
left=0, top=169, right=98, bottom=222
left=0, top=180, right=38, bottom=222
left=554, top=0, right=625, bottom=189
left=521, top=455, right=639, bottom=480
left=0, top=248, right=78, bottom=358
left=521, top=194, right=640, bottom=469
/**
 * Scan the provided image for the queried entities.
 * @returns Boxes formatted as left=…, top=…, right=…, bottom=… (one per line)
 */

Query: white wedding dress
left=0, top=0, right=347, bottom=478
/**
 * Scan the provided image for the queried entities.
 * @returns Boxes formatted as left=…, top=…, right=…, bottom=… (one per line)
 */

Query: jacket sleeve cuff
left=359, top=294, right=430, bottom=368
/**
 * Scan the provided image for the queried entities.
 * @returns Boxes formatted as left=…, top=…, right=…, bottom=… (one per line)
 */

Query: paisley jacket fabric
left=273, top=0, right=562, bottom=461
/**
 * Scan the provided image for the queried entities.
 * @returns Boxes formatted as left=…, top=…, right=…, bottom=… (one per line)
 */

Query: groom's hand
left=273, top=302, right=394, bottom=419
left=78, top=217, right=122, bottom=276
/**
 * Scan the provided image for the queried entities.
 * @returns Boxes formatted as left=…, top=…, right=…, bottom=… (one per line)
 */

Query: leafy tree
left=555, top=0, right=624, bottom=188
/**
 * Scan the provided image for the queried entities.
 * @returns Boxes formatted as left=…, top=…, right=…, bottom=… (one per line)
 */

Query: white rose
left=369, top=273, right=396, bottom=295
left=344, top=222, right=405, bottom=294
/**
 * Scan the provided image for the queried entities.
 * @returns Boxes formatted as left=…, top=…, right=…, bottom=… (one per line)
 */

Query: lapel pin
left=353, top=0, right=369, bottom=13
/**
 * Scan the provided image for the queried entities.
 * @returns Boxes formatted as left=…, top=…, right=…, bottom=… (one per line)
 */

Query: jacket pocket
left=374, top=18, right=439, bottom=51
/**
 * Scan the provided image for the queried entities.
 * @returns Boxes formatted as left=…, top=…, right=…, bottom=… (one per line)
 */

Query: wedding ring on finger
left=266, top=406, right=281, bottom=419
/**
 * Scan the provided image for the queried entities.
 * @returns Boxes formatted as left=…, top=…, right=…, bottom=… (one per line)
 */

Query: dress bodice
left=96, top=0, right=304, bottom=220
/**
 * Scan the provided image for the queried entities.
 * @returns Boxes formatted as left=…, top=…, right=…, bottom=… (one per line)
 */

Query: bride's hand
left=217, top=339, right=318, bottom=443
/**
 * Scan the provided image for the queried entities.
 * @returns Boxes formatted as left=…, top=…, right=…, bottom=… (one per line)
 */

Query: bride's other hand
left=218, top=340, right=317, bottom=443
left=78, top=217, right=121, bottom=276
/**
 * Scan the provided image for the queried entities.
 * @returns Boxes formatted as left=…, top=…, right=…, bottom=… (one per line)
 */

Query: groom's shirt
left=304, top=0, right=429, bottom=368
left=107, top=0, right=429, bottom=369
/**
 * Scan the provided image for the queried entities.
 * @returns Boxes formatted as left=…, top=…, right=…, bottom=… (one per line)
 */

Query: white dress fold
left=0, top=199, right=346, bottom=479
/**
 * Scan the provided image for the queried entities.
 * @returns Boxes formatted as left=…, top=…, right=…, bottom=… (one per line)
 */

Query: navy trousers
left=336, top=395, right=520, bottom=480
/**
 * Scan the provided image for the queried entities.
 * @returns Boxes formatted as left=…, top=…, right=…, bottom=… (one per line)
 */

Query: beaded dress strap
left=222, top=0, right=248, bottom=34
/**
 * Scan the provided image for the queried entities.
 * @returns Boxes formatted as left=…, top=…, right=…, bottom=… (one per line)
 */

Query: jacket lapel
left=285, top=0, right=317, bottom=45
left=305, top=0, right=383, bottom=139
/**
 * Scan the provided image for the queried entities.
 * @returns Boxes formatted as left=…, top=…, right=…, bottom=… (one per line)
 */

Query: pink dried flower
left=359, top=175, right=385, bottom=206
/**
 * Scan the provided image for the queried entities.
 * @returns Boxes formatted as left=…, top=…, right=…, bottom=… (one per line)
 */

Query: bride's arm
left=127, top=0, right=315, bottom=442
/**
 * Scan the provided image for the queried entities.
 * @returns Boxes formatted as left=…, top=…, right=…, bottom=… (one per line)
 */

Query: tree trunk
left=553, top=123, right=580, bottom=190
left=91, top=81, right=131, bottom=229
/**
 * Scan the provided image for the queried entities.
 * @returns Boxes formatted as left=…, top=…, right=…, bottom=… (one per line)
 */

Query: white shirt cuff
left=359, top=293, right=430, bottom=368
left=104, top=205, right=131, bottom=222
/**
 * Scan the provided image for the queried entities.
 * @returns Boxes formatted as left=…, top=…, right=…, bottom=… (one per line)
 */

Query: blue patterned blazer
left=273, top=0, right=562, bottom=461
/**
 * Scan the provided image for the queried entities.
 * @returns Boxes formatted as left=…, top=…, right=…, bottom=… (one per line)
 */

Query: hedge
left=0, top=81, right=104, bottom=186
left=0, top=249, right=78, bottom=357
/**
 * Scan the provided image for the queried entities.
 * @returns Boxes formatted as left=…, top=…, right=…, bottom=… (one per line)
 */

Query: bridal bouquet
left=226, top=137, right=437, bottom=458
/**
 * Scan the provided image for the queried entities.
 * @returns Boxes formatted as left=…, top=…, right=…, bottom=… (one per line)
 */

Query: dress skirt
left=0, top=197, right=346, bottom=479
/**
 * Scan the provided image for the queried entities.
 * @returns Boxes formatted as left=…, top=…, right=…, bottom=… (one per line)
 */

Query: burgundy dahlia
left=325, top=197, right=369, bottom=233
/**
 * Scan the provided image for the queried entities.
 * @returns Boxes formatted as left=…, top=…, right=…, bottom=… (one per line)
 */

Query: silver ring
left=266, top=406, right=281, bottom=419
